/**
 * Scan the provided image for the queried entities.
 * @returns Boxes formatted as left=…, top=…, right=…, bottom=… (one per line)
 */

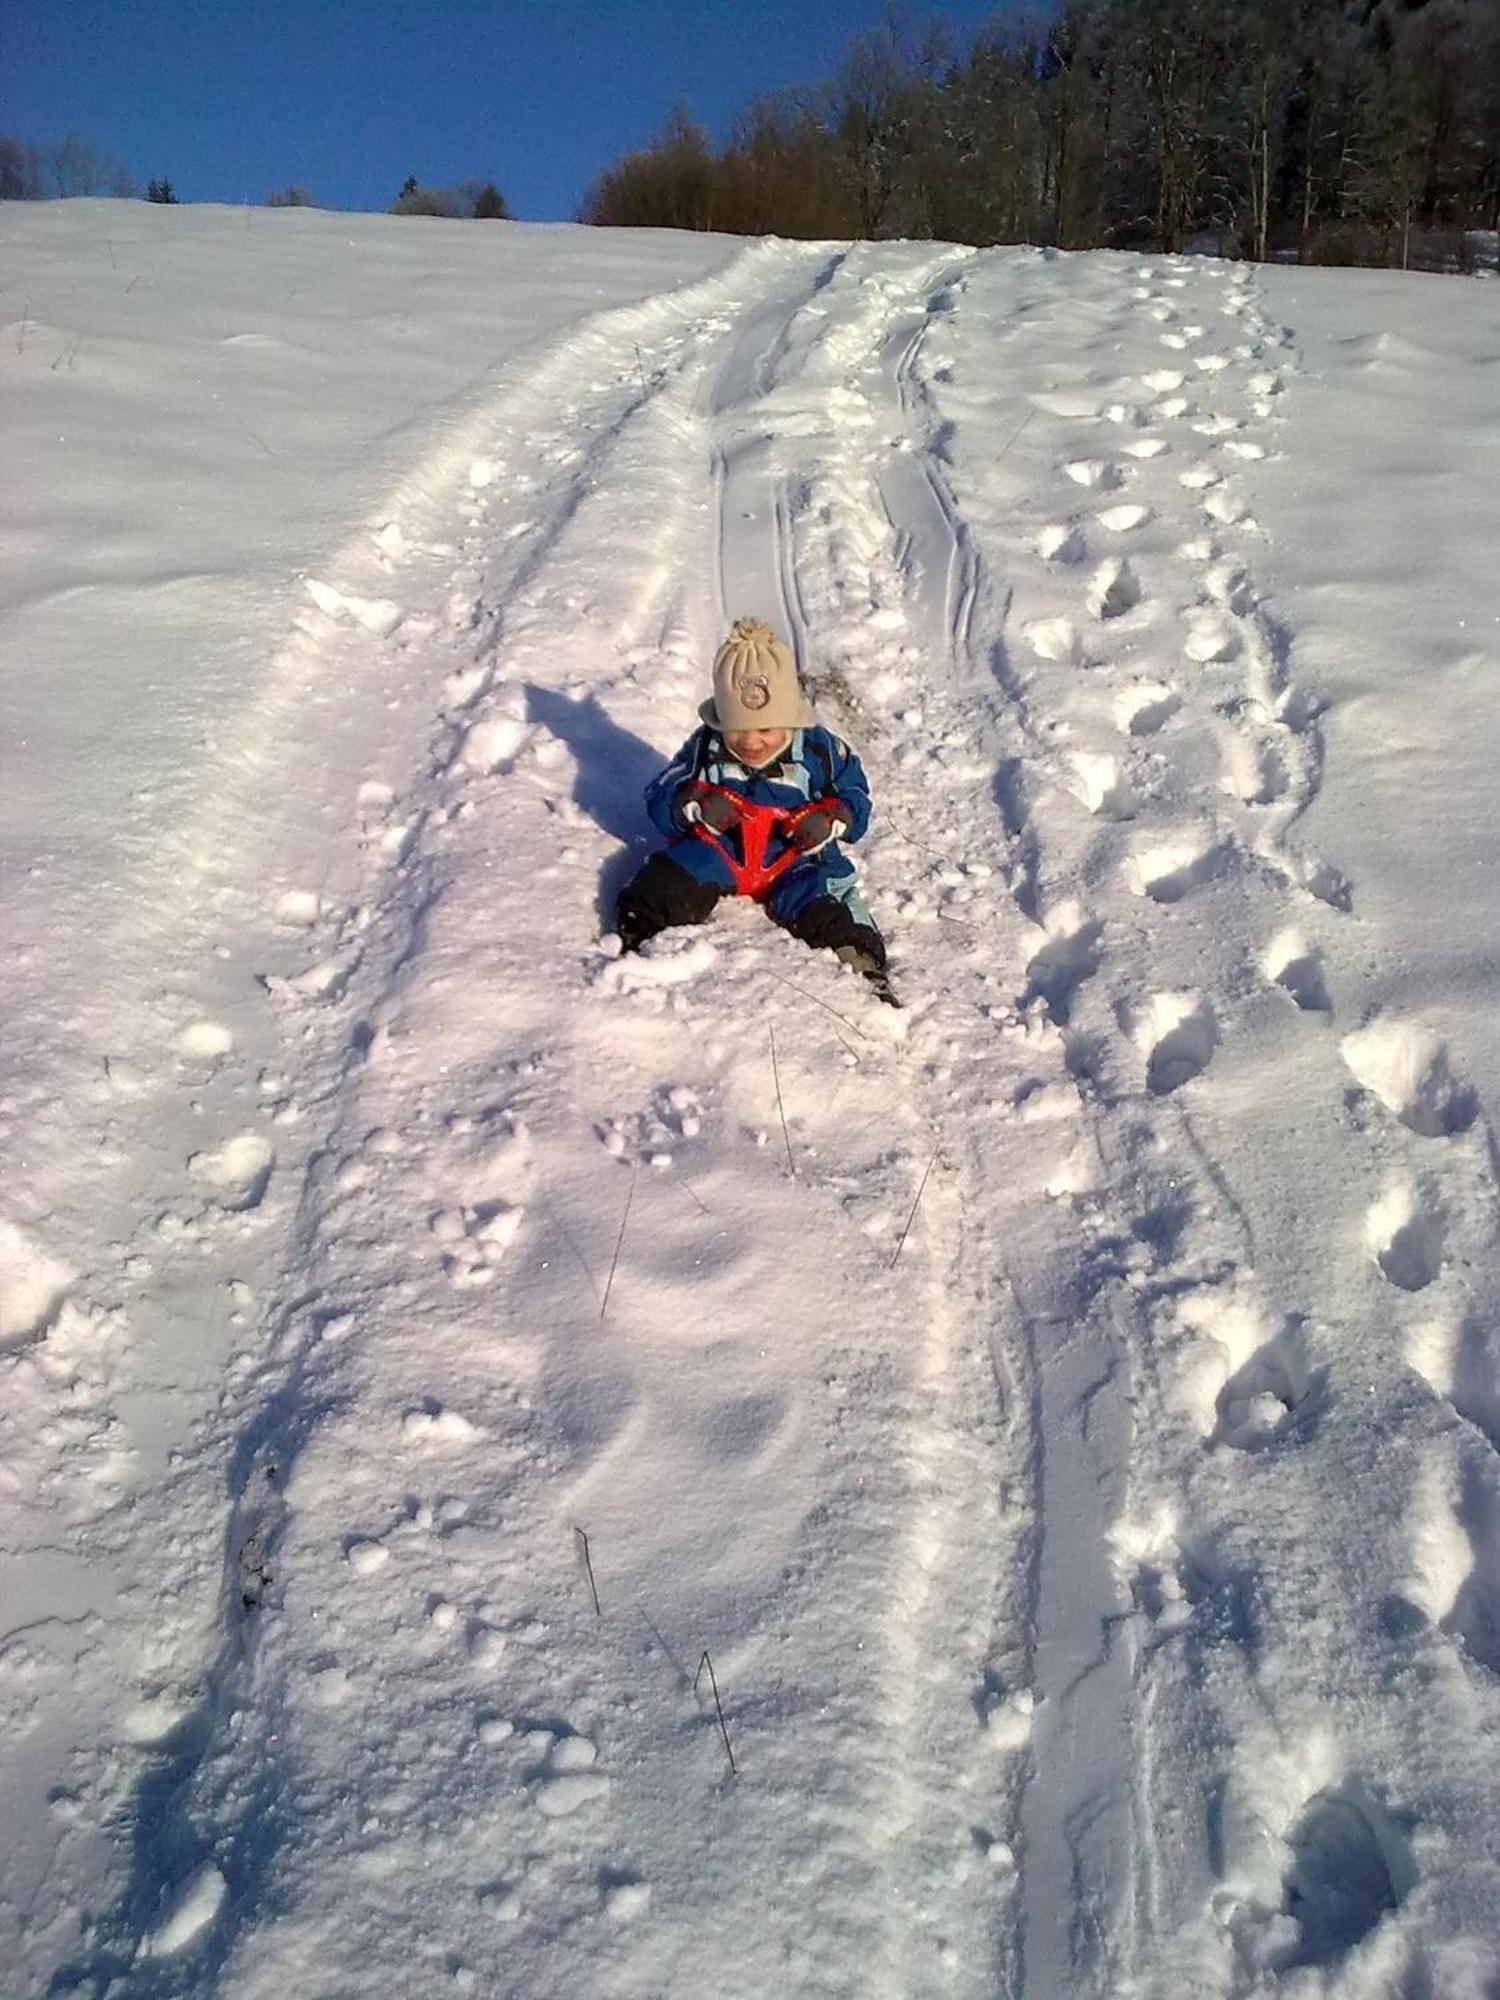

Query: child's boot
left=834, top=940, right=901, bottom=1006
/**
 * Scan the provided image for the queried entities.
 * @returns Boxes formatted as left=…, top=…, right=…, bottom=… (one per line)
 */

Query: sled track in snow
left=45, top=236, right=885, bottom=1992
left=63, top=239, right=1044, bottom=1999
left=708, top=241, right=1034, bottom=1994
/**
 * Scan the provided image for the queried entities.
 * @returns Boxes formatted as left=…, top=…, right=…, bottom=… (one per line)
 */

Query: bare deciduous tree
left=0, top=134, right=46, bottom=200
left=51, top=134, right=135, bottom=198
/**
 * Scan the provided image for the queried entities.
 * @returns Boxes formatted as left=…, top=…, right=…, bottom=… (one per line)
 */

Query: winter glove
left=788, top=801, right=850, bottom=855
left=674, top=784, right=740, bottom=833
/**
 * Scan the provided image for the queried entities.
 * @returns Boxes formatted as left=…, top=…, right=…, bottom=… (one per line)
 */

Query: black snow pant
left=616, top=853, right=886, bottom=968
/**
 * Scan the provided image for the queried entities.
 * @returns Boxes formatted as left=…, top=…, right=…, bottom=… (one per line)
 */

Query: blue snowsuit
left=642, top=724, right=876, bottom=930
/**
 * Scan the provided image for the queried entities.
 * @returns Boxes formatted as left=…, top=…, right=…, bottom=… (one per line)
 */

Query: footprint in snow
left=1123, top=990, right=1219, bottom=1095
left=1063, top=458, right=1125, bottom=490
left=1407, top=1313, right=1500, bottom=1457
left=1024, top=616, right=1087, bottom=664
left=1098, top=503, right=1152, bottom=534
left=1218, top=730, right=1288, bottom=806
left=1114, top=682, right=1181, bottom=737
left=1129, top=834, right=1224, bottom=905
left=1067, top=753, right=1136, bottom=822
left=1203, top=558, right=1256, bottom=614
left=1296, top=853, right=1353, bottom=911
left=1397, top=1455, right=1500, bottom=1677
left=1177, top=1292, right=1322, bottom=1450
left=1204, top=489, right=1252, bottom=527
left=1088, top=557, right=1142, bottom=620
left=1267, top=1777, right=1413, bottom=1968
left=1107, top=1507, right=1191, bottom=1637
left=1183, top=615, right=1242, bottom=664
left=1366, top=1183, right=1445, bottom=1293
left=1341, top=1019, right=1478, bottom=1139
left=1442, top=1464, right=1500, bottom=1675
left=1263, top=930, right=1331, bottom=1014
left=1022, top=908, right=1104, bottom=1025
left=1036, top=522, right=1088, bottom=565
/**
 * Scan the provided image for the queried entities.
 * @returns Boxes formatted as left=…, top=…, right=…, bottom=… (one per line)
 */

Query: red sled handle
left=682, top=784, right=842, bottom=902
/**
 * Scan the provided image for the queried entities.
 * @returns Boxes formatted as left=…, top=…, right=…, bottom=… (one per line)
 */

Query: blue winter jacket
left=644, top=724, right=873, bottom=845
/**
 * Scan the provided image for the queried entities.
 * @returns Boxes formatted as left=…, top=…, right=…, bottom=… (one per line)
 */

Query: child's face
left=724, top=727, right=792, bottom=768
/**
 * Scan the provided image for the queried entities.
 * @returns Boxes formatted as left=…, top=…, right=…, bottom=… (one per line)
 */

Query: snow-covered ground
left=3, top=201, right=1499, bottom=1998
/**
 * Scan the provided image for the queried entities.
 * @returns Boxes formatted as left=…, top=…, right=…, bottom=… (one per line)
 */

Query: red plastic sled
left=682, top=783, right=836, bottom=902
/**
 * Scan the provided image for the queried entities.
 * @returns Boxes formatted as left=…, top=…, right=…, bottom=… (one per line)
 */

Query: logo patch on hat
left=739, top=675, right=770, bottom=710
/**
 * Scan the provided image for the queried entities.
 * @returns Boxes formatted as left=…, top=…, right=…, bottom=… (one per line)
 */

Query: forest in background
left=582, top=0, right=1500, bottom=268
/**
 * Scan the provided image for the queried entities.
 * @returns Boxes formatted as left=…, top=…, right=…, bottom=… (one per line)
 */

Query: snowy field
left=3, top=200, right=1499, bottom=1998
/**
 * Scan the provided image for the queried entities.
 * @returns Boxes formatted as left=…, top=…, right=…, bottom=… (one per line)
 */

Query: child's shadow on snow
left=523, top=684, right=660, bottom=927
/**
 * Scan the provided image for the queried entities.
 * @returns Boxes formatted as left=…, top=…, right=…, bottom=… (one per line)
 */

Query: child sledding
left=616, top=617, right=896, bottom=1003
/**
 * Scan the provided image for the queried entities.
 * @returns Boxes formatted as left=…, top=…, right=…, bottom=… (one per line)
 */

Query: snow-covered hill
left=3, top=201, right=1499, bottom=1999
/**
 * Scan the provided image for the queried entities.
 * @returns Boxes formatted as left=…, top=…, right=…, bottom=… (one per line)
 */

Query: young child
left=616, top=617, right=893, bottom=999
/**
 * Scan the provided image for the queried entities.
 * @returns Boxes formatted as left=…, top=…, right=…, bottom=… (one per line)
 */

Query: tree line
left=1, top=133, right=136, bottom=200
left=0, top=143, right=511, bottom=220
left=581, top=0, right=1500, bottom=268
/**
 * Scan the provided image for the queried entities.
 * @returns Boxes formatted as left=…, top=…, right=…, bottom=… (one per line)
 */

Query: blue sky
left=4, top=0, right=1039, bottom=221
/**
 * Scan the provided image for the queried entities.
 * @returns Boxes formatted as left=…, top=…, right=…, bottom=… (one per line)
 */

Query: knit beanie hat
left=700, top=617, right=816, bottom=731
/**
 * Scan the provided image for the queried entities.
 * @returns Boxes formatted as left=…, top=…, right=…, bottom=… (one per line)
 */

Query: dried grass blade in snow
left=600, top=1164, right=637, bottom=1322
left=890, top=1150, right=937, bottom=1269
left=694, top=1650, right=738, bottom=1777
left=770, top=1024, right=795, bottom=1177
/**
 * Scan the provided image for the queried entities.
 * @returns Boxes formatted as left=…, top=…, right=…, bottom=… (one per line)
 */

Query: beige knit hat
left=700, top=617, right=816, bottom=731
